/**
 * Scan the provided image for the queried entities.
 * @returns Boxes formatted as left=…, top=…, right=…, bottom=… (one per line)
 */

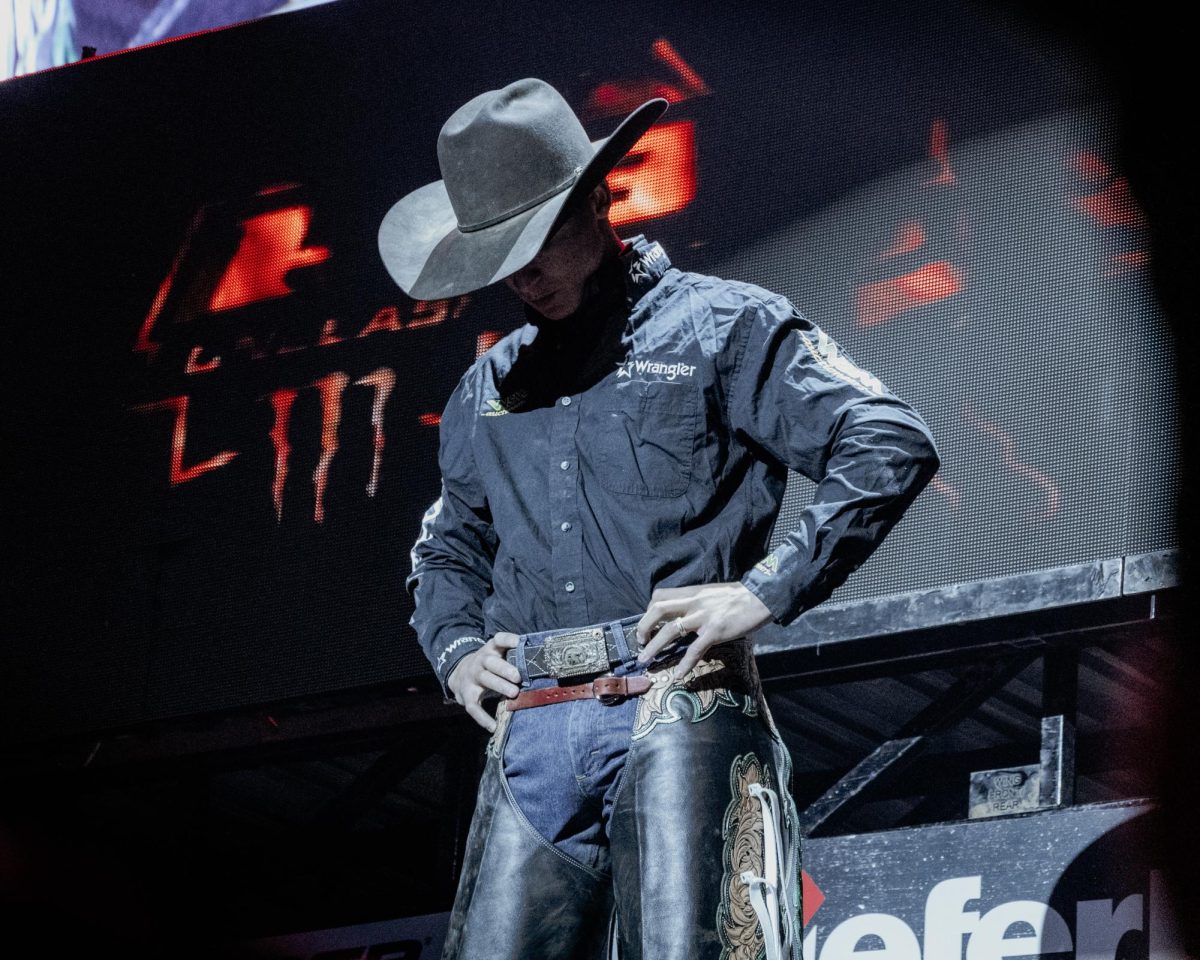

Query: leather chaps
left=440, top=639, right=800, bottom=960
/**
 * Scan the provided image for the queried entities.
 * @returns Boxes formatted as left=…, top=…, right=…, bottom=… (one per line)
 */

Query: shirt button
left=561, top=396, right=572, bottom=406
left=564, top=581, right=575, bottom=593
left=560, top=460, right=570, bottom=470
left=560, top=521, right=572, bottom=532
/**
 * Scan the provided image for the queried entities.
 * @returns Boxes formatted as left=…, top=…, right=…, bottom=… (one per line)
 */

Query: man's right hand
left=446, top=631, right=522, bottom=732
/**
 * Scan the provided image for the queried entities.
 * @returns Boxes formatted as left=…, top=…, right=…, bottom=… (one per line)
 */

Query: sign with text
left=802, top=801, right=1188, bottom=960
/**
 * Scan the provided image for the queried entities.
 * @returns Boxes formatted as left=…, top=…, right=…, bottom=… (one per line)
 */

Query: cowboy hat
left=378, top=77, right=668, bottom=300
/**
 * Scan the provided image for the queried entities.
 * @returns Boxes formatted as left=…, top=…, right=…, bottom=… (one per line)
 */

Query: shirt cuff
left=740, top=543, right=808, bottom=626
left=434, top=635, right=487, bottom=701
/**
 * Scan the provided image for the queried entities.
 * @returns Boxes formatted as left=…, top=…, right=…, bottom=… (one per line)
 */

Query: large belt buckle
left=543, top=627, right=608, bottom=678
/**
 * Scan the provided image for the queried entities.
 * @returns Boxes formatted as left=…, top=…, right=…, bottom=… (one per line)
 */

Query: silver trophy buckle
left=542, top=628, right=608, bottom=677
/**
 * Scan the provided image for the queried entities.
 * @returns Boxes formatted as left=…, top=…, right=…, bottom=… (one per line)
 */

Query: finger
left=636, top=598, right=692, bottom=646
left=465, top=701, right=497, bottom=733
left=637, top=613, right=698, bottom=663
left=492, top=631, right=520, bottom=649
left=636, top=603, right=675, bottom=646
left=636, top=630, right=676, bottom=664
left=479, top=669, right=521, bottom=699
left=485, top=652, right=522, bottom=684
left=671, top=631, right=718, bottom=679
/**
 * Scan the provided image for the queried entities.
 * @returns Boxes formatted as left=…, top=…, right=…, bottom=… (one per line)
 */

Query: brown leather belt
left=507, top=675, right=654, bottom=712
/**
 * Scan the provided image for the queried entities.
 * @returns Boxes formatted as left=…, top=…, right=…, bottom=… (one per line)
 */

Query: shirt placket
left=548, top=389, right=589, bottom=625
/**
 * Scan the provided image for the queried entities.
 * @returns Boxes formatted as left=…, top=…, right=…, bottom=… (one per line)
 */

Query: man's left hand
left=636, top=582, right=773, bottom=679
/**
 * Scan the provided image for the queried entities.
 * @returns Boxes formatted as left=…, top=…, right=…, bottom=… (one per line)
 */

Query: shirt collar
left=619, top=234, right=671, bottom=307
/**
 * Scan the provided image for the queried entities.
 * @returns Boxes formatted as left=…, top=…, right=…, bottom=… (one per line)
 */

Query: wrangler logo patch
left=628, top=241, right=667, bottom=283
left=615, top=357, right=697, bottom=381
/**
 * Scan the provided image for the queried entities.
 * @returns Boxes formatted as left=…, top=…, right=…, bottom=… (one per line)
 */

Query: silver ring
left=674, top=617, right=686, bottom=638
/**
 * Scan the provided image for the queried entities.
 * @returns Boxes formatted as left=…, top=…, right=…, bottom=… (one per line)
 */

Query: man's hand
left=446, top=631, right=522, bottom=732
left=636, top=582, right=773, bottom=679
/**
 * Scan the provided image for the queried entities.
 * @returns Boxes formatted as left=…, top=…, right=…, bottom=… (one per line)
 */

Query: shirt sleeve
left=405, top=374, right=498, bottom=700
left=726, top=294, right=941, bottom=626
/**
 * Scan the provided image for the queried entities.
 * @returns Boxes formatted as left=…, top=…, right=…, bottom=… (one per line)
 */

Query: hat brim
left=378, top=97, right=669, bottom=301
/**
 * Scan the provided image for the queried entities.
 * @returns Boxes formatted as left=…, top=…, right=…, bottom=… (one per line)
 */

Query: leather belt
left=507, top=675, right=654, bottom=711
left=505, top=614, right=641, bottom=680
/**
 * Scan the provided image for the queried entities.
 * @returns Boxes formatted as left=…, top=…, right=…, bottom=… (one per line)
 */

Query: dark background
left=1, top=0, right=1196, bottom=956
left=0, top=0, right=1172, bottom=741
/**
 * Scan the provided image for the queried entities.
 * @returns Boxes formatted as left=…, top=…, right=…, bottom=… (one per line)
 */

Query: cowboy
left=379, top=78, right=940, bottom=960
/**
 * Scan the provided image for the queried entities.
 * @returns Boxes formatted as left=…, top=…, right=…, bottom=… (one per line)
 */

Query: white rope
left=741, top=780, right=799, bottom=960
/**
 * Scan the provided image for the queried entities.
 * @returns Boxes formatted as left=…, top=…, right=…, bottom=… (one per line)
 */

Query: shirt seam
left=725, top=297, right=762, bottom=415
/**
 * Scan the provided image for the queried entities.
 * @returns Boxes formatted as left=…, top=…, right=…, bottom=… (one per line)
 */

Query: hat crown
left=437, top=78, right=594, bottom=232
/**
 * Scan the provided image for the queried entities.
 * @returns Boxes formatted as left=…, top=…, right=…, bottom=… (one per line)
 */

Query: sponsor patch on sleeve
left=797, top=329, right=886, bottom=397
left=481, top=390, right=529, bottom=416
left=754, top=553, right=781, bottom=576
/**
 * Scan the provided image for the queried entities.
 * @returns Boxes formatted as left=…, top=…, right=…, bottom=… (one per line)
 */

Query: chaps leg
left=442, top=702, right=614, bottom=960
left=608, top=641, right=800, bottom=960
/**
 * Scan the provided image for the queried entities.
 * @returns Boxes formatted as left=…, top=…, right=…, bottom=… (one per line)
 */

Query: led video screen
left=0, top=0, right=1172, bottom=741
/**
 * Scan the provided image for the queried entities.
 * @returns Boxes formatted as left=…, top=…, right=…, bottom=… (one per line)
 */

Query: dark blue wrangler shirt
left=406, top=235, right=940, bottom=696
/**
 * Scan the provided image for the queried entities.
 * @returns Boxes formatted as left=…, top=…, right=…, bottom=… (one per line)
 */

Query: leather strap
left=507, top=675, right=653, bottom=712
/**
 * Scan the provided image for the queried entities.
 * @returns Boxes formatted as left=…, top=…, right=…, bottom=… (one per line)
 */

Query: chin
left=539, top=297, right=580, bottom=320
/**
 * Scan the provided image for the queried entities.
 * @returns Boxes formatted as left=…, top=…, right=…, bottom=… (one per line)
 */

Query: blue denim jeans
left=446, top=619, right=801, bottom=959
left=502, top=616, right=669, bottom=870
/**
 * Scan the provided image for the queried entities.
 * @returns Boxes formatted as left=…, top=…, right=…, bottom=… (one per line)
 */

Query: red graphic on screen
left=1067, top=151, right=1148, bottom=277
left=132, top=187, right=476, bottom=521
left=964, top=406, right=1061, bottom=520
left=856, top=260, right=963, bottom=329
left=882, top=222, right=926, bottom=258
left=208, top=205, right=331, bottom=312
left=206, top=206, right=328, bottom=312
left=476, top=331, right=502, bottom=358
left=1069, top=151, right=1144, bottom=228
left=316, top=318, right=343, bottom=346
left=267, top=389, right=299, bottom=521
left=264, top=369, right=431, bottom=521
left=418, top=413, right=441, bottom=428
left=134, top=208, right=206, bottom=359
left=133, top=395, right=239, bottom=485
left=609, top=121, right=698, bottom=227
left=586, top=38, right=710, bottom=115
left=311, top=373, right=349, bottom=524
left=584, top=39, right=702, bottom=227
left=356, top=368, right=396, bottom=498
left=929, top=474, right=963, bottom=510
left=356, top=298, right=470, bottom=338
left=1105, top=250, right=1150, bottom=276
left=855, top=120, right=964, bottom=328
left=185, top=345, right=221, bottom=374
left=928, top=118, right=955, bottom=186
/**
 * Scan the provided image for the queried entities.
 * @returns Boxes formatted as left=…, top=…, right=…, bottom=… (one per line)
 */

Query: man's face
left=503, top=185, right=613, bottom=320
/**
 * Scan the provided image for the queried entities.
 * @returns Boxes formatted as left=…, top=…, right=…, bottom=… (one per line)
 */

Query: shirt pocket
left=586, top=382, right=699, bottom=498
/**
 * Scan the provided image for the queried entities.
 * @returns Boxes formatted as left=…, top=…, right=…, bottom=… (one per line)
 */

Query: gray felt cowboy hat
left=378, top=77, right=669, bottom=301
